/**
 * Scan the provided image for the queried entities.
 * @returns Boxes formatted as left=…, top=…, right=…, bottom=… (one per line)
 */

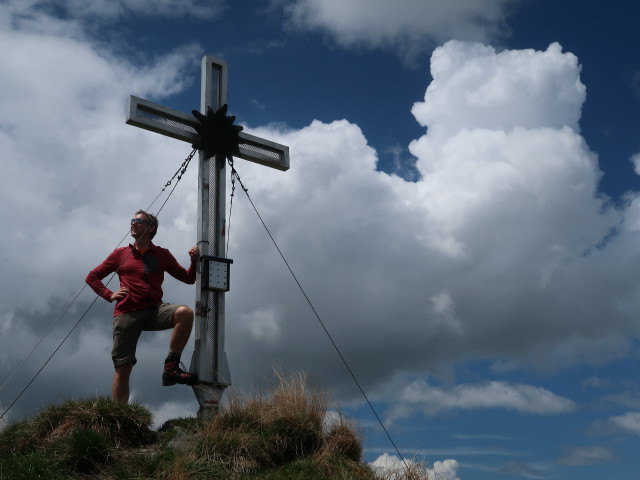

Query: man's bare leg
left=113, top=363, right=133, bottom=402
left=169, top=305, right=194, bottom=354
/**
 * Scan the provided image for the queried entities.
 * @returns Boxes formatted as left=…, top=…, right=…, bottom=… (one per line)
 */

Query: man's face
left=130, top=213, right=154, bottom=240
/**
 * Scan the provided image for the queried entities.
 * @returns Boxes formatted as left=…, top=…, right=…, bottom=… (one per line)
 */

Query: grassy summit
left=0, top=371, right=424, bottom=479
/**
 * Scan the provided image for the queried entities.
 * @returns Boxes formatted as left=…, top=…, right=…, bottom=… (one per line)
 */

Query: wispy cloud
left=251, top=98, right=267, bottom=111
left=596, top=388, right=640, bottom=410
left=589, top=411, right=640, bottom=437
left=452, top=433, right=514, bottom=441
left=499, top=460, right=547, bottom=479
left=25, top=0, right=226, bottom=20
left=367, top=446, right=525, bottom=457
left=557, top=445, right=617, bottom=466
left=582, top=375, right=610, bottom=389
left=386, top=380, right=576, bottom=420
left=237, top=38, right=287, bottom=56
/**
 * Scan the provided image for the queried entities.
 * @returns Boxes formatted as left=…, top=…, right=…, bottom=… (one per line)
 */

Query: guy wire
left=229, top=166, right=411, bottom=471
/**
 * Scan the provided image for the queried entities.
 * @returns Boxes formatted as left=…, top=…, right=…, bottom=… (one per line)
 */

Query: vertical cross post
left=192, top=56, right=230, bottom=416
left=126, top=54, right=289, bottom=418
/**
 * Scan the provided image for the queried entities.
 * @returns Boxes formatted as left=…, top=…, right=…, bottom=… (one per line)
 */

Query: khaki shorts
left=112, top=303, right=180, bottom=368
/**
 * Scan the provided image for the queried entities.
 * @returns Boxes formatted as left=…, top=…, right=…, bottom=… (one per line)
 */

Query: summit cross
left=126, top=55, right=289, bottom=417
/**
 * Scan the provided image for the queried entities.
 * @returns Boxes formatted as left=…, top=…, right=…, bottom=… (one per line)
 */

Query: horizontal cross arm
left=126, top=95, right=197, bottom=143
left=126, top=96, right=289, bottom=171
left=237, top=132, right=290, bottom=171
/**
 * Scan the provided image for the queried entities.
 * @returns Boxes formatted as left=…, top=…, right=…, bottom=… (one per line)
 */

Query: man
left=86, top=210, right=199, bottom=402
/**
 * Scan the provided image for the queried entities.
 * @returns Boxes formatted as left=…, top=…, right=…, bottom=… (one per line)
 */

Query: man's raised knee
left=173, top=305, right=194, bottom=325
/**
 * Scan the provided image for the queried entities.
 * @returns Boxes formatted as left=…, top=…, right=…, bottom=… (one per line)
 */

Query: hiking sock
left=165, top=352, right=181, bottom=364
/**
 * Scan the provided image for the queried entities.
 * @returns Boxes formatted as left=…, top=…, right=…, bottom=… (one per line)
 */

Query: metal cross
left=126, top=55, right=289, bottom=417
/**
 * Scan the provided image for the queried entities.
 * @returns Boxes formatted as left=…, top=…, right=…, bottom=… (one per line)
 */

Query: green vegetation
left=0, top=371, right=427, bottom=479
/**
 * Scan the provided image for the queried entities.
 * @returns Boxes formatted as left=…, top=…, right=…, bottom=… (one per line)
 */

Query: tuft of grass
left=187, top=370, right=328, bottom=476
left=322, top=417, right=363, bottom=462
left=0, top=397, right=155, bottom=479
left=0, top=450, right=68, bottom=480
left=57, top=428, right=113, bottom=474
left=0, top=396, right=154, bottom=456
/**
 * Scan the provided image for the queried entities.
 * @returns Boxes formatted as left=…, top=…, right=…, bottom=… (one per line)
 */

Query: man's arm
left=163, top=246, right=199, bottom=284
left=86, top=250, right=121, bottom=302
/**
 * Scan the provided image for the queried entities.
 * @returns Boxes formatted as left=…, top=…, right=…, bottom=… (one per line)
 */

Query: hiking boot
left=162, top=360, right=198, bottom=386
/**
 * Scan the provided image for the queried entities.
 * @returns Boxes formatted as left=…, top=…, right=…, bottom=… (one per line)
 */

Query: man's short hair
left=136, top=210, right=159, bottom=239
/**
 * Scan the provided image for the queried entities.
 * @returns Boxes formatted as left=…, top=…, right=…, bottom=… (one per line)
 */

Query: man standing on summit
left=86, top=210, right=199, bottom=402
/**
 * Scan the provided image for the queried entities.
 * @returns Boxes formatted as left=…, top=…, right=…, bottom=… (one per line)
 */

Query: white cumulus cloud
left=370, top=454, right=461, bottom=480
left=428, top=459, right=461, bottom=480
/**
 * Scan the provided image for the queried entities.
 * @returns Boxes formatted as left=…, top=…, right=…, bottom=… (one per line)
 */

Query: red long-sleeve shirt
left=86, top=243, right=197, bottom=316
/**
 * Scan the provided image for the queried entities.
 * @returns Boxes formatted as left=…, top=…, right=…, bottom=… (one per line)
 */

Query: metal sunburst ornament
left=191, top=104, right=243, bottom=160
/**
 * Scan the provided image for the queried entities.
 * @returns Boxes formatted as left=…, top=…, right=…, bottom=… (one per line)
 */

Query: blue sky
left=2, top=1, right=640, bottom=479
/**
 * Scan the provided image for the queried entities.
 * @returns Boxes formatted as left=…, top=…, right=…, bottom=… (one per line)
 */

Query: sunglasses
left=131, top=218, right=149, bottom=225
